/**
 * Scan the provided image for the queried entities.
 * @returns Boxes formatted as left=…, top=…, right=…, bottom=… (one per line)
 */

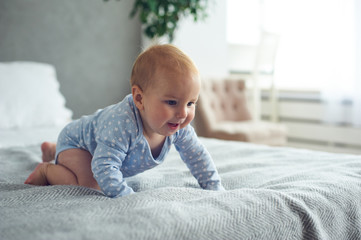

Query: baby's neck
left=144, top=134, right=166, bottom=158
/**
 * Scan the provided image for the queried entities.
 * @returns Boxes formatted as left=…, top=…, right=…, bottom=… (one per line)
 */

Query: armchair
left=194, top=78, right=287, bottom=146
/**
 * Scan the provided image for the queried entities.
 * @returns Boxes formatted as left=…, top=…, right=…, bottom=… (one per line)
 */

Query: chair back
left=194, top=78, right=252, bottom=137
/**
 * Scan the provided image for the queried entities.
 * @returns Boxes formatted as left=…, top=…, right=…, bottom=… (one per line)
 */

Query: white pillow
left=0, top=62, right=73, bottom=129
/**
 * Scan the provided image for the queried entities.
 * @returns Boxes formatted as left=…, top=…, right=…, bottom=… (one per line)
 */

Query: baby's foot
left=24, top=163, right=49, bottom=185
left=41, top=142, right=56, bottom=162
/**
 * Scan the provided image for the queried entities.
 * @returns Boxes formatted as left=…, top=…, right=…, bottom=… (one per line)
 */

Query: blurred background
left=1, top=0, right=360, bottom=153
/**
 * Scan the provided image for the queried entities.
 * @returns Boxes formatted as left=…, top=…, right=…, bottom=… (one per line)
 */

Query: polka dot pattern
left=56, top=94, right=224, bottom=198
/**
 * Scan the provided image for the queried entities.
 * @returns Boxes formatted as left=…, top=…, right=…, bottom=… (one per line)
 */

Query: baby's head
left=130, top=44, right=200, bottom=92
left=130, top=44, right=201, bottom=137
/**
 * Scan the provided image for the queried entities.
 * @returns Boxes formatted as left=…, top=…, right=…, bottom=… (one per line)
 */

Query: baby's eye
left=187, top=102, right=195, bottom=107
left=166, top=100, right=177, bottom=106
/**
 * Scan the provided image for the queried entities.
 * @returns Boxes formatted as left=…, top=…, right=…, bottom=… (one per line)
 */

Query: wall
left=172, top=1, right=228, bottom=78
left=0, top=0, right=141, bottom=118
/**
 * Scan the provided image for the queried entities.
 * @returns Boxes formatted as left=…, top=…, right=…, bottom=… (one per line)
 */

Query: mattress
left=1, top=132, right=361, bottom=240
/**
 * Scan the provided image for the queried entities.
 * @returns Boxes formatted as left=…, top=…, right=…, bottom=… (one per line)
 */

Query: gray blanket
left=1, top=138, right=361, bottom=240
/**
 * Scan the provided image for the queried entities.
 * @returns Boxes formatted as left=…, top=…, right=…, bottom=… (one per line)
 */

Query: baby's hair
left=130, top=44, right=199, bottom=91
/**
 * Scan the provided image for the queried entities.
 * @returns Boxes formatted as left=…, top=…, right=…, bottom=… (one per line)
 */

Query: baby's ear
left=132, top=85, right=144, bottom=110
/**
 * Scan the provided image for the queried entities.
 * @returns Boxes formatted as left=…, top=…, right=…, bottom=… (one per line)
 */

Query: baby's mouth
left=168, top=123, right=180, bottom=129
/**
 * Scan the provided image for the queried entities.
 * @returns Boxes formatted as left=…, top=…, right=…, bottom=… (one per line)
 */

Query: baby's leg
left=25, top=148, right=100, bottom=190
left=24, top=162, right=77, bottom=186
left=41, top=142, right=56, bottom=162
left=55, top=148, right=100, bottom=190
left=24, top=163, right=49, bottom=185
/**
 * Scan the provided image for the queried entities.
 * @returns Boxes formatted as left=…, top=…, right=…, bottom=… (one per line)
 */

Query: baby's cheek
left=188, top=109, right=195, bottom=121
left=181, top=113, right=194, bottom=129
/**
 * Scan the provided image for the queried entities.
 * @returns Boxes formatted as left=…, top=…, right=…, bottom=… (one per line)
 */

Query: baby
left=25, top=44, right=224, bottom=197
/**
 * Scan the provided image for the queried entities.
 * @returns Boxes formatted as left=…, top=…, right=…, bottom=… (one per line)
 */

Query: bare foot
left=24, top=163, right=49, bottom=185
left=41, top=142, right=56, bottom=162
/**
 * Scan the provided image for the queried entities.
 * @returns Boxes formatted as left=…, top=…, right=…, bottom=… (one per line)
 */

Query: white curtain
left=318, top=0, right=360, bottom=127
left=227, top=0, right=361, bottom=127
left=264, top=0, right=360, bottom=127
left=351, top=0, right=361, bottom=126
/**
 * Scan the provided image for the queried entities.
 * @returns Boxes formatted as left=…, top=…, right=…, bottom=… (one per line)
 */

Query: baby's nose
left=176, top=106, right=187, bottom=119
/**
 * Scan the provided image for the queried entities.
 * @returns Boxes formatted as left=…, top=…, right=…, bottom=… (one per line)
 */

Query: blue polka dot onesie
left=55, top=94, right=224, bottom=197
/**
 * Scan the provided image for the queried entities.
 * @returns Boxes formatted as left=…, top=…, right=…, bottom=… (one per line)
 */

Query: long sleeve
left=64, top=94, right=146, bottom=198
left=174, top=126, right=225, bottom=191
left=90, top=100, right=138, bottom=198
left=91, top=141, right=134, bottom=198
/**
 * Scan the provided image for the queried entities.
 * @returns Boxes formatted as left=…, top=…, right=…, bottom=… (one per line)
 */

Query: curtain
left=264, top=0, right=360, bottom=127
left=227, top=0, right=360, bottom=127
left=319, top=0, right=360, bottom=127
left=352, top=0, right=361, bottom=126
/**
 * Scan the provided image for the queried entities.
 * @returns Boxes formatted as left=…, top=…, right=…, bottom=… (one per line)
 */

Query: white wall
left=172, top=1, right=228, bottom=78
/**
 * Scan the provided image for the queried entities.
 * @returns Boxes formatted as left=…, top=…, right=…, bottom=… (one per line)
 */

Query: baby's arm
left=175, top=127, right=225, bottom=191
left=91, top=142, right=134, bottom=198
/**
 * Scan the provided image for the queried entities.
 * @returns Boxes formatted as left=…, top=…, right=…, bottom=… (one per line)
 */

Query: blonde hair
left=130, top=44, right=199, bottom=91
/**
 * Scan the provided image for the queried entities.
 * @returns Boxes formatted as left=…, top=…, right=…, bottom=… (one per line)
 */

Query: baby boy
left=25, top=44, right=224, bottom=197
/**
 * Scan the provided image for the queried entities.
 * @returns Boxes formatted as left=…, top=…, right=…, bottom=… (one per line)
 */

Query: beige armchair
left=194, top=78, right=287, bottom=146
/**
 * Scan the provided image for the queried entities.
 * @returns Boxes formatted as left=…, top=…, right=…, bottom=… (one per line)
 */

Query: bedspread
left=1, top=138, right=361, bottom=240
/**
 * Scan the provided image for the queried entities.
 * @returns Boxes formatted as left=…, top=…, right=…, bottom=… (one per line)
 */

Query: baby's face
left=140, top=70, right=200, bottom=138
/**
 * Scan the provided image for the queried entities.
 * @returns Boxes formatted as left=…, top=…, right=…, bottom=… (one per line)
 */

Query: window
left=226, top=0, right=357, bottom=91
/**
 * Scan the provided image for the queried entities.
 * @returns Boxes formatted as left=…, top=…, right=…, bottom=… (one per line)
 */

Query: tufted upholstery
left=194, top=78, right=287, bottom=146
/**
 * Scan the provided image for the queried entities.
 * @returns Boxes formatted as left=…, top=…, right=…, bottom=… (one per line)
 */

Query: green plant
left=129, top=0, right=210, bottom=42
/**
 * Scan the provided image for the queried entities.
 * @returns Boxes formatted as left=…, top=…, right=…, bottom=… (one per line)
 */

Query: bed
left=1, top=62, right=361, bottom=240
